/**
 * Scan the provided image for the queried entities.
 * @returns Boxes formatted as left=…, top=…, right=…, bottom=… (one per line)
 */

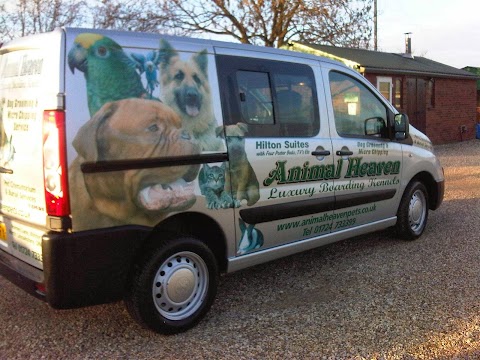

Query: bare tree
left=0, top=3, right=10, bottom=41
left=0, top=0, right=87, bottom=40
left=298, top=0, right=373, bottom=48
left=1, top=0, right=372, bottom=49
left=161, top=0, right=373, bottom=48
left=92, top=0, right=167, bottom=33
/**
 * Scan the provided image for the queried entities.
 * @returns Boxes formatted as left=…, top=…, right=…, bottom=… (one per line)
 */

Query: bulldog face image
left=69, top=98, right=201, bottom=229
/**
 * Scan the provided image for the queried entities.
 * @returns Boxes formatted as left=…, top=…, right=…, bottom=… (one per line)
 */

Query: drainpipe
left=459, top=125, right=467, bottom=141
left=374, top=0, right=377, bottom=51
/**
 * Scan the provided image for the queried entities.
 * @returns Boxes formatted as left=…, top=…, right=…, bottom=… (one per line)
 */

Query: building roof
left=293, top=42, right=478, bottom=80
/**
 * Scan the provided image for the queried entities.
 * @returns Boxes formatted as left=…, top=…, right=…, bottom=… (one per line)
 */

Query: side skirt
left=227, top=217, right=397, bottom=273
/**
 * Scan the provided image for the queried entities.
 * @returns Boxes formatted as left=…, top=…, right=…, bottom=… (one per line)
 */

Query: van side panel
left=63, top=30, right=234, bottom=240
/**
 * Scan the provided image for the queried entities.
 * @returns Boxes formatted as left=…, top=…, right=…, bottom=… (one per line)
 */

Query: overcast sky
left=376, top=0, right=479, bottom=69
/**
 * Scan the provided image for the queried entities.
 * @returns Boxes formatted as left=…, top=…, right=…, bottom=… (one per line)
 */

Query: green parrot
left=68, top=33, right=147, bottom=116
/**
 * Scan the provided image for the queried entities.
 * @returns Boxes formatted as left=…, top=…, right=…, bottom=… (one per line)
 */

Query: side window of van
left=329, top=71, right=388, bottom=137
left=217, top=55, right=319, bottom=137
left=236, top=70, right=275, bottom=125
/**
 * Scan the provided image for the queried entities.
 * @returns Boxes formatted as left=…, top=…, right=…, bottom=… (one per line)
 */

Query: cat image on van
left=199, top=163, right=236, bottom=209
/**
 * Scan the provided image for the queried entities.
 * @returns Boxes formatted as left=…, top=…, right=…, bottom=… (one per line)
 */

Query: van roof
left=1, top=26, right=351, bottom=71
left=62, top=27, right=345, bottom=68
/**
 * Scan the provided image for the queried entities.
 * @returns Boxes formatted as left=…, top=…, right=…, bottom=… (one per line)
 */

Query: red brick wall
left=363, top=73, right=477, bottom=144
left=476, top=90, right=480, bottom=122
left=426, top=78, right=477, bottom=144
left=364, top=73, right=376, bottom=85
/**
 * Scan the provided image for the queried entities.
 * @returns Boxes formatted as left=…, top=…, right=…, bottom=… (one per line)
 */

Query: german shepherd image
left=158, top=39, right=223, bottom=152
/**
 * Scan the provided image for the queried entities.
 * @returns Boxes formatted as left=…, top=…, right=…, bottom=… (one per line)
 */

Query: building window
left=376, top=77, right=393, bottom=103
left=395, top=78, right=402, bottom=109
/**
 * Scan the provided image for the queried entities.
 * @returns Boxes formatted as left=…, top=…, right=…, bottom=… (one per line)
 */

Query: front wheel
left=125, top=236, right=218, bottom=334
left=396, top=181, right=429, bottom=240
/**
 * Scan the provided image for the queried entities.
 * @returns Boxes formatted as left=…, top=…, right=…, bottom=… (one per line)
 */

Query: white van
left=0, top=28, right=444, bottom=334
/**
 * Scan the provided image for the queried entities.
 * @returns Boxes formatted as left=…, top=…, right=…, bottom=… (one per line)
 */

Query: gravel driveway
left=1, top=140, right=480, bottom=359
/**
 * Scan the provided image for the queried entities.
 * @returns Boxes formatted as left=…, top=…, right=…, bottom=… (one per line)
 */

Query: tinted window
left=329, top=71, right=388, bottom=137
left=236, top=70, right=274, bottom=125
left=217, top=55, right=319, bottom=137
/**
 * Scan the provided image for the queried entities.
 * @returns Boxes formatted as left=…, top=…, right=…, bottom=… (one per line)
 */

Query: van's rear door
left=0, top=29, right=65, bottom=269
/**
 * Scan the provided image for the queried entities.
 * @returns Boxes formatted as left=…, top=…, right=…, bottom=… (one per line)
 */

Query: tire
left=396, top=180, right=429, bottom=240
left=125, top=236, right=218, bottom=334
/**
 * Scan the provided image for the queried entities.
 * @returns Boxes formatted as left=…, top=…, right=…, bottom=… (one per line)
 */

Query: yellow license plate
left=0, top=222, right=7, bottom=242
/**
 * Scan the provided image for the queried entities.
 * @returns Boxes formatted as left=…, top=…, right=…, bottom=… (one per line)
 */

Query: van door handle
left=336, top=150, right=353, bottom=156
left=311, top=150, right=331, bottom=156
left=0, top=167, right=13, bottom=174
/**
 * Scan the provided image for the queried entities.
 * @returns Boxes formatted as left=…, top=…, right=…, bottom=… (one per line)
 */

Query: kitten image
left=199, top=163, right=236, bottom=209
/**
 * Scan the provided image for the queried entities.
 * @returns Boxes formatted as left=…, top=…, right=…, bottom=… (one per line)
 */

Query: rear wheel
left=396, top=181, right=429, bottom=240
left=125, top=236, right=218, bottom=334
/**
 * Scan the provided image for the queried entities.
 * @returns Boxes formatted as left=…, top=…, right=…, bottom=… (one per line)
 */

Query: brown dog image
left=159, top=39, right=223, bottom=152
left=69, top=98, right=201, bottom=230
left=217, top=123, right=260, bottom=207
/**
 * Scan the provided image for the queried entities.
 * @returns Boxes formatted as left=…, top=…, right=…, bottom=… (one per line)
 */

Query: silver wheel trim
left=152, top=251, right=209, bottom=321
left=408, top=189, right=427, bottom=234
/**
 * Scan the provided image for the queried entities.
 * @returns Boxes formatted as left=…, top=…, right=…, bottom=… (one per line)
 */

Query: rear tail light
left=43, top=110, right=70, bottom=217
left=35, top=282, right=46, bottom=296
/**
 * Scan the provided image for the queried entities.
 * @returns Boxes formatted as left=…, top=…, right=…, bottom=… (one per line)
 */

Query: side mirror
left=394, top=113, right=409, bottom=140
left=365, top=117, right=386, bottom=137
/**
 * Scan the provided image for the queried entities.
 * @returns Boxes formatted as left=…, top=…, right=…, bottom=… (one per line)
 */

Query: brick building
left=288, top=42, right=478, bottom=144
left=463, top=66, right=480, bottom=122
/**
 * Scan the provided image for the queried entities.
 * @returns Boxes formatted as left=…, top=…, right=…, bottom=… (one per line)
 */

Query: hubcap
left=152, top=251, right=208, bottom=321
left=408, top=190, right=426, bottom=233
left=167, top=268, right=195, bottom=303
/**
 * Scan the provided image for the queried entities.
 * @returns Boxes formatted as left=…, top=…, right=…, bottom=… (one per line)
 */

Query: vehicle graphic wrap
left=67, top=33, right=233, bottom=230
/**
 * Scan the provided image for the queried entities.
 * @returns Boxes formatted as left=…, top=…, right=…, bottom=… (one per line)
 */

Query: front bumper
left=431, top=179, right=445, bottom=210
